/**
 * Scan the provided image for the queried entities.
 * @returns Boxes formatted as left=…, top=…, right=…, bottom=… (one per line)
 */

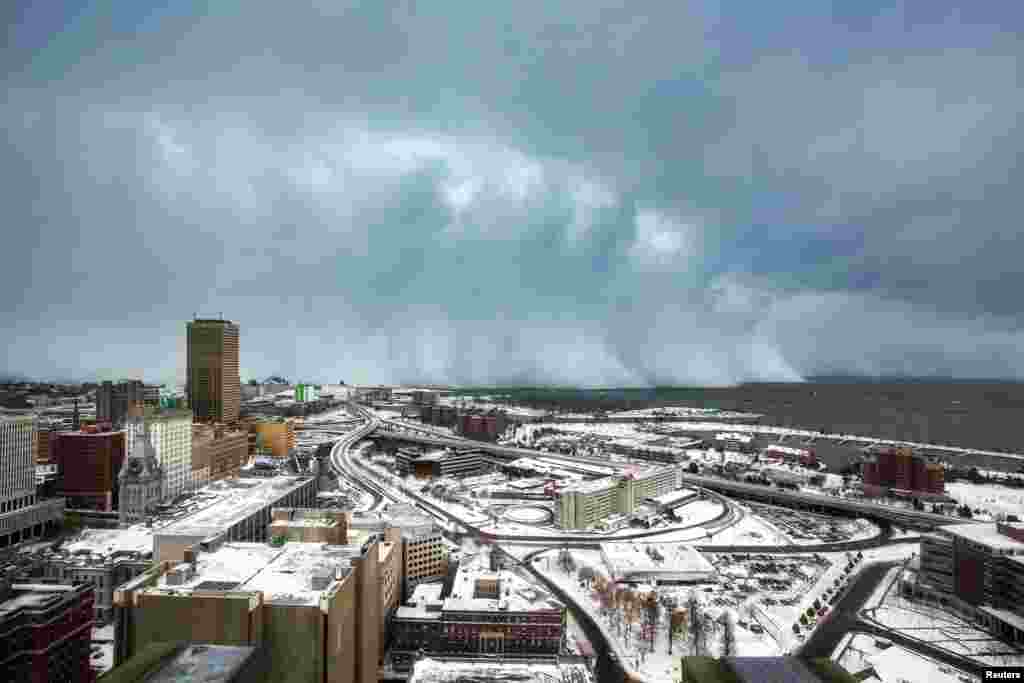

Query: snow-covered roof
left=868, top=645, right=962, bottom=683
left=649, top=488, right=699, bottom=507
left=152, top=541, right=364, bottom=606
left=443, top=551, right=562, bottom=614
left=58, top=527, right=154, bottom=559
left=601, top=542, right=716, bottom=582
left=155, top=477, right=313, bottom=539
left=410, top=658, right=589, bottom=683
left=942, top=523, right=1024, bottom=551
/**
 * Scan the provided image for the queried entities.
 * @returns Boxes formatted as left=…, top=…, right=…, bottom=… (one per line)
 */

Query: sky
left=2, top=1, right=1022, bottom=387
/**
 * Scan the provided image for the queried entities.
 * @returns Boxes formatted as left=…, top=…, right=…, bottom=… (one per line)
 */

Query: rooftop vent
left=194, top=580, right=239, bottom=591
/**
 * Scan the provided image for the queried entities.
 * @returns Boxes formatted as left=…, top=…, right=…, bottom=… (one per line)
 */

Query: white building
left=0, top=415, right=64, bottom=547
left=600, top=542, right=716, bottom=584
left=128, top=410, right=193, bottom=501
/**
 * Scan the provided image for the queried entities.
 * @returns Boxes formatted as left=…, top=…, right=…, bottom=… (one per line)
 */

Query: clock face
left=128, top=460, right=143, bottom=474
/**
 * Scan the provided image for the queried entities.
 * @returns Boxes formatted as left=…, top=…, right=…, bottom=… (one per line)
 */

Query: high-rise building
left=186, top=318, right=241, bottom=424
left=127, top=411, right=192, bottom=501
left=96, top=380, right=160, bottom=429
left=1, top=415, right=64, bottom=547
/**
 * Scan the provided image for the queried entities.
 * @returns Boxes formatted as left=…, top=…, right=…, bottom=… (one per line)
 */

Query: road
left=371, top=419, right=976, bottom=532
left=798, top=562, right=986, bottom=678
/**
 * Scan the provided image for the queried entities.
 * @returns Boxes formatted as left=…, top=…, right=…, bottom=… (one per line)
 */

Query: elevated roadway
left=370, top=418, right=976, bottom=532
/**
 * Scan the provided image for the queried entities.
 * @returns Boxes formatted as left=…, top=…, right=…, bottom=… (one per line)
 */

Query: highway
left=369, top=418, right=976, bottom=532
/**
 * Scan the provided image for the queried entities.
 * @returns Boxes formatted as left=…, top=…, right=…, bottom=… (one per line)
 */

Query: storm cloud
left=2, top=1, right=1022, bottom=386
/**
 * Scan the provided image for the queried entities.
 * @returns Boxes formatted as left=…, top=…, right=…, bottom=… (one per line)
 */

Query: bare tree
left=720, top=612, right=737, bottom=657
left=686, top=592, right=704, bottom=656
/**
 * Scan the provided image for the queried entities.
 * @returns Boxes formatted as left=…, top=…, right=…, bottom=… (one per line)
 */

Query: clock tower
left=118, top=419, right=165, bottom=525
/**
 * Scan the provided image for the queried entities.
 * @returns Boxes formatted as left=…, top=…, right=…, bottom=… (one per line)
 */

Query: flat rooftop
left=152, top=541, right=364, bottom=606
left=601, top=542, right=716, bottom=578
left=143, top=644, right=258, bottom=683
left=942, top=523, right=1024, bottom=550
left=650, top=488, right=699, bottom=506
left=410, top=658, right=590, bottom=683
left=444, top=550, right=562, bottom=614
left=55, top=527, right=154, bottom=560
left=155, top=476, right=313, bottom=538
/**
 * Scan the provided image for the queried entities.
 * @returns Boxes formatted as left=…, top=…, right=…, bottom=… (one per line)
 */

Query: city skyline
left=3, top=2, right=1023, bottom=387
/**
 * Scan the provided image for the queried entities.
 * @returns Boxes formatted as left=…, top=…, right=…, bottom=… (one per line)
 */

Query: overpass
left=366, top=418, right=977, bottom=532
left=677, top=473, right=973, bottom=531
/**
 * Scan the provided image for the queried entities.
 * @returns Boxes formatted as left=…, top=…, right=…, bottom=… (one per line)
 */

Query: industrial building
left=861, top=446, right=944, bottom=496
left=114, top=531, right=402, bottom=683
left=54, top=427, right=127, bottom=511
left=556, top=466, right=678, bottom=530
left=395, top=447, right=488, bottom=479
left=152, top=475, right=317, bottom=563
left=186, top=318, right=241, bottom=424
left=192, top=424, right=249, bottom=481
left=0, top=581, right=96, bottom=683
left=600, top=542, right=716, bottom=584
left=391, top=548, right=564, bottom=656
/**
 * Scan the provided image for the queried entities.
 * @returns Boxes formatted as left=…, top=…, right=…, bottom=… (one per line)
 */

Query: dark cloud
left=2, top=1, right=1023, bottom=385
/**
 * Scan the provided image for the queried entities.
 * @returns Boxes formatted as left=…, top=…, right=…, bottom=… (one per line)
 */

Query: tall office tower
left=0, top=416, right=64, bottom=547
left=186, top=318, right=241, bottom=424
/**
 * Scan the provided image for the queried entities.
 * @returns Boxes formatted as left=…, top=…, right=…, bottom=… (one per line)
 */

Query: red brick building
left=456, top=411, right=508, bottom=443
left=54, top=428, right=127, bottom=511
left=861, top=447, right=944, bottom=496
left=0, top=582, right=96, bottom=683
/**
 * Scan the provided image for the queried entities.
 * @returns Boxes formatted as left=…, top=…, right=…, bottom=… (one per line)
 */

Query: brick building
left=0, top=581, right=96, bottom=683
left=248, top=419, right=296, bottom=458
left=192, top=425, right=249, bottom=481
left=115, top=530, right=402, bottom=683
left=391, top=548, right=564, bottom=656
left=54, top=428, right=127, bottom=511
left=456, top=411, right=508, bottom=443
left=861, top=447, right=944, bottom=496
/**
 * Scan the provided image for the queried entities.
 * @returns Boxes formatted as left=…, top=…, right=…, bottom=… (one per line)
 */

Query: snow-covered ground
left=836, top=635, right=977, bottom=683
left=530, top=545, right=872, bottom=683
left=945, top=481, right=1024, bottom=518
left=863, top=581, right=1024, bottom=668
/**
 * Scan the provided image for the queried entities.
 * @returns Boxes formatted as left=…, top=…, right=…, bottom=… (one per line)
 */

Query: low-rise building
left=268, top=508, right=349, bottom=545
left=600, top=542, right=716, bottom=584
left=0, top=581, right=96, bottom=683
left=395, top=447, right=488, bottom=479
left=391, top=548, right=564, bottom=657
left=18, top=527, right=154, bottom=621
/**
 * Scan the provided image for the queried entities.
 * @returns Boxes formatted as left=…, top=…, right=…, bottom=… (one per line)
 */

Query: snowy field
left=946, top=481, right=1024, bottom=518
